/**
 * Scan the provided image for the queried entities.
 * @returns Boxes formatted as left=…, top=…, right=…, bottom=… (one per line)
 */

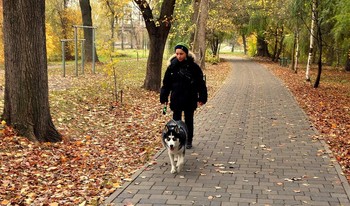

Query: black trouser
left=173, top=109, right=194, bottom=145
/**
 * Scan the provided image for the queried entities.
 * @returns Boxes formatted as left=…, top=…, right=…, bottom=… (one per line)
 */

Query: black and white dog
left=162, top=119, right=188, bottom=174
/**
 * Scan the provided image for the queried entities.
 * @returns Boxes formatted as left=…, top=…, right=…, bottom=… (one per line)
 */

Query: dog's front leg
left=168, top=152, right=177, bottom=174
left=176, top=154, right=184, bottom=173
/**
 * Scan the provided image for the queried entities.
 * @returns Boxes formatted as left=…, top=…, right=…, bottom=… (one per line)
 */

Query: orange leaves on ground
left=0, top=87, right=165, bottom=205
left=0, top=61, right=231, bottom=205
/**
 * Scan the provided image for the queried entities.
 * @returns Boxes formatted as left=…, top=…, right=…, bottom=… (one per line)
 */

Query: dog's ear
left=164, top=125, right=169, bottom=133
left=175, top=125, right=180, bottom=133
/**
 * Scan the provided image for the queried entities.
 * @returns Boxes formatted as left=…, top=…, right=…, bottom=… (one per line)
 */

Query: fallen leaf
left=1, top=200, right=10, bottom=205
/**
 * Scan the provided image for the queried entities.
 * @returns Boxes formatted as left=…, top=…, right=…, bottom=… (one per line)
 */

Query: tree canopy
left=1, top=0, right=349, bottom=71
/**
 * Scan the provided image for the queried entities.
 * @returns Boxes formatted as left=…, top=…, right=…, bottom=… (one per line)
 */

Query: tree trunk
left=121, top=17, right=125, bottom=50
left=314, top=41, right=322, bottom=88
left=314, top=0, right=322, bottom=88
left=272, top=28, right=278, bottom=62
left=134, top=0, right=175, bottom=91
left=2, top=0, right=61, bottom=142
left=105, top=0, right=116, bottom=51
left=242, top=34, right=247, bottom=55
left=276, top=26, right=285, bottom=60
left=79, top=0, right=99, bottom=62
left=345, top=49, right=350, bottom=72
left=190, top=0, right=200, bottom=50
left=193, top=0, right=208, bottom=69
left=306, top=0, right=316, bottom=82
left=58, top=1, right=74, bottom=60
left=210, top=35, right=219, bottom=57
left=292, top=29, right=300, bottom=73
left=256, top=35, right=270, bottom=57
left=111, top=17, right=115, bottom=51
left=143, top=36, right=167, bottom=91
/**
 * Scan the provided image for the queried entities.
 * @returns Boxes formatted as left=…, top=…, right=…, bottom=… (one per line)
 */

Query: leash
left=162, top=103, right=168, bottom=115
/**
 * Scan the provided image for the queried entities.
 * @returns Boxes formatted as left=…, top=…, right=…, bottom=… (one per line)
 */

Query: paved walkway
left=104, top=57, right=350, bottom=206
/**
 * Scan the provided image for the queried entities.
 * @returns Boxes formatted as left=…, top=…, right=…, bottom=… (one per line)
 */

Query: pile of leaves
left=257, top=58, right=350, bottom=180
left=0, top=60, right=232, bottom=205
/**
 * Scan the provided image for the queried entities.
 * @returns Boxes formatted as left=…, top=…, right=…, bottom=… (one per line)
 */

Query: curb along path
left=104, top=57, right=350, bottom=206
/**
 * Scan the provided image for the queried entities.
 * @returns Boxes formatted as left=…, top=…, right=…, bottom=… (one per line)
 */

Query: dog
left=162, top=119, right=188, bottom=174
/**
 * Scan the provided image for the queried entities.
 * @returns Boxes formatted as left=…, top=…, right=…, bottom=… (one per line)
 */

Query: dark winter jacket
left=160, top=52, right=208, bottom=111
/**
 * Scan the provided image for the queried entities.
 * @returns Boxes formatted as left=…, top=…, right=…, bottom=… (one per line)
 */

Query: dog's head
left=162, top=120, right=187, bottom=151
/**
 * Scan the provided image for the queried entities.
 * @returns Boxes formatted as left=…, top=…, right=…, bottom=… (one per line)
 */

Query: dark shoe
left=186, top=144, right=192, bottom=149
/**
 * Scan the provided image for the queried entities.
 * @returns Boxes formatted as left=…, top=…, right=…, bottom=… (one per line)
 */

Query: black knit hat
left=174, top=42, right=189, bottom=55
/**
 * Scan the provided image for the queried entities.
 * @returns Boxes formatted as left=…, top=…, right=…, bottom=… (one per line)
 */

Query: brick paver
left=103, top=57, right=350, bottom=206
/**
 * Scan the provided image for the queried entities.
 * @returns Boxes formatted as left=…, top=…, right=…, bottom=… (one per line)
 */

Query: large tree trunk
left=192, top=0, right=208, bottom=69
left=144, top=36, right=167, bottom=91
left=256, top=35, right=270, bottom=57
left=306, top=0, right=316, bottom=82
left=79, top=0, right=99, bottom=62
left=134, top=0, right=175, bottom=91
left=2, top=0, right=61, bottom=142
